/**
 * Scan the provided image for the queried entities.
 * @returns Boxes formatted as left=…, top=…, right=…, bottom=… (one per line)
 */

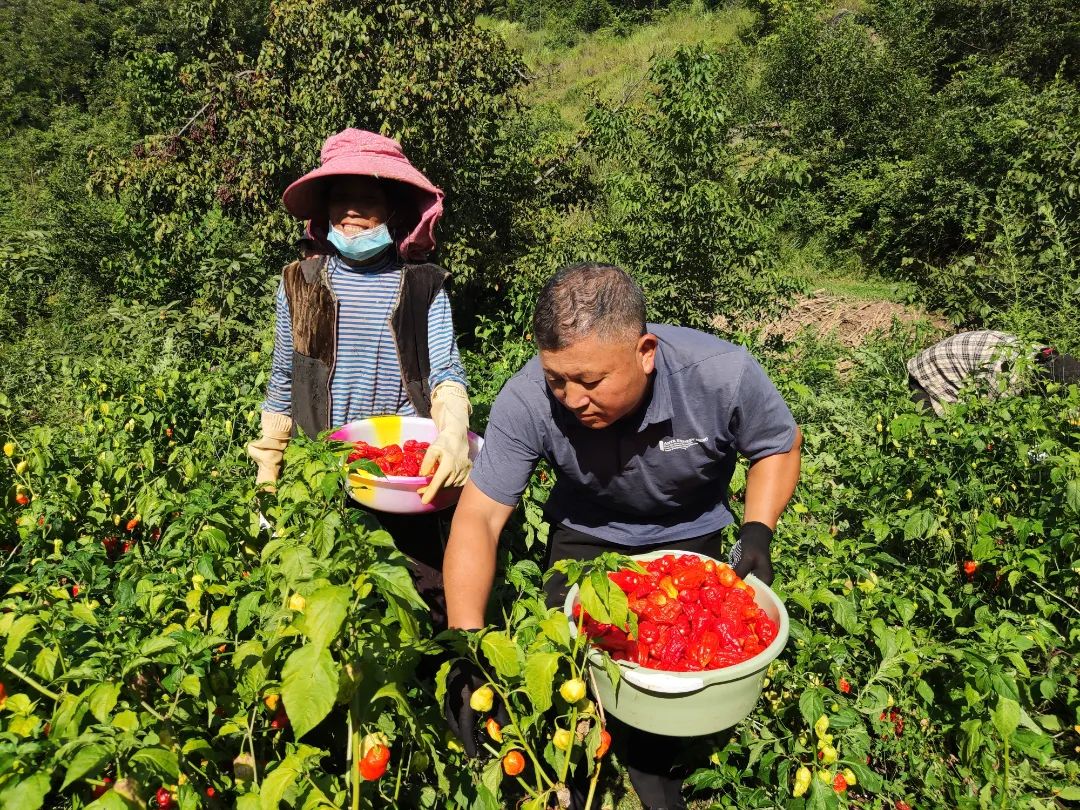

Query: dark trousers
left=348, top=501, right=450, bottom=632
left=309, top=504, right=450, bottom=768
left=544, top=523, right=730, bottom=810
left=908, top=374, right=933, bottom=411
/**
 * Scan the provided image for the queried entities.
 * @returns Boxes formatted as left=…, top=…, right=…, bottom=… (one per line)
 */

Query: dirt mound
left=757, top=291, right=947, bottom=348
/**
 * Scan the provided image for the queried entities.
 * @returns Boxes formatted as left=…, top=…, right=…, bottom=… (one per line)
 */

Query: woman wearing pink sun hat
left=281, top=128, right=446, bottom=260
left=247, top=128, right=472, bottom=628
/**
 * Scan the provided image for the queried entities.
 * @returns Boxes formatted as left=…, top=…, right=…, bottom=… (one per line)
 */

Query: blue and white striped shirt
left=262, top=253, right=466, bottom=425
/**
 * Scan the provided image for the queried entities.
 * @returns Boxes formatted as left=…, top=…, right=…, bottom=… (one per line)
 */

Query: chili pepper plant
left=437, top=553, right=643, bottom=810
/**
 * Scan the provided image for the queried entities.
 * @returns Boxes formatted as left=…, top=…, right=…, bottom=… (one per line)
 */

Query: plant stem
left=140, top=699, right=167, bottom=722
left=587, top=668, right=607, bottom=728
left=584, top=759, right=603, bottom=810
left=246, top=705, right=261, bottom=787
left=350, top=693, right=362, bottom=810
left=559, top=707, right=578, bottom=785
left=3, top=662, right=60, bottom=701
left=1028, top=577, right=1080, bottom=618
left=473, top=655, right=556, bottom=790
left=395, top=746, right=410, bottom=804
left=999, top=735, right=1010, bottom=808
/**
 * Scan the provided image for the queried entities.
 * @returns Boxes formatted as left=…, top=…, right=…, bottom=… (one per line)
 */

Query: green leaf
left=370, top=682, right=414, bottom=719
left=87, top=682, right=121, bottom=724
left=602, top=655, right=622, bottom=693
left=902, top=510, right=937, bottom=541
left=61, top=744, right=109, bottom=789
left=799, top=689, right=825, bottom=728
left=991, top=696, right=1020, bottom=740
left=991, top=672, right=1019, bottom=703
left=260, top=757, right=301, bottom=810
left=830, top=598, right=859, bottom=634
left=578, top=573, right=620, bottom=628
left=33, top=646, right=58, bottom=681
left=480, top=756, right=503, bottom=800
left=540, top=613, right=571, bottom=650
left=961, top=718, right=983, bottom=761
left=523, top=651, right=560, bottom=713
left=3, top=614, right=37, bottom=661
left=368, top=562, right=426, bottom=610
left=210, top=606, right=232, bottom=636
left=71, top=601, right=98, bottom=627
left=130, top=747, right=179, bottom=779
left=0, top=772, right=50, bottom=810
left=139, top=634, right=177, bottom=657
left=480, top=631, right=522, bottom=679
left=859, top=685, right=892, bottom=715
left=587, top=568, right=628, bottom=629
left=111, top=710, right=139, bottom=732
left=844, top=760, right=882, bottom=792
left=1056, top=787, right=1080, bottom=800
left=434, top=658, right=452, bottom=710
left=1065, top=479, right=1080, bottom=514
left=236, top=591, right=262, bottom=633
left=806, top=775, right=839, bottom=809
left=281, top=644, right=338, bottom=740
left=84, top=790, right=130, bottom=810
left=294, top=586, right=349, bottom=651
left=916, top=679, right=935, bottom=705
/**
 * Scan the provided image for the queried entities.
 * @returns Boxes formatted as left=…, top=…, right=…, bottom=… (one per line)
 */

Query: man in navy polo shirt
left=442, top=263, right=801, bottom=810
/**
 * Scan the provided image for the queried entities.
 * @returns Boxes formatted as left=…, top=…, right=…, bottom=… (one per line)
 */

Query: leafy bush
left=510, top=45, right=805, bottom=330
left=3, top=326, right=1079, bottom=807
left=90, top=0, right=526, bottom=320
left=756, top=1, right=1080, bottom=345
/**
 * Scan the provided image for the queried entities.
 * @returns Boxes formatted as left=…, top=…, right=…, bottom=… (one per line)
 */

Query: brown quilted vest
left=280, top=255, right=449, bottom=438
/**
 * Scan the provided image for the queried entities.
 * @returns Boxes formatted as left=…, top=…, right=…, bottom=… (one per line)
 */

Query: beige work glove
left=247, top=411, right=294, bottom=488
left=419, top=381, right=473, bottom=504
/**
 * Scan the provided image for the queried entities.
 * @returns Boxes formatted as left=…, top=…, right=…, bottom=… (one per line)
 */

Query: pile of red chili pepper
left=572, top=554, right=779, bottom=672
left=347, top=439, right=430, bottom=476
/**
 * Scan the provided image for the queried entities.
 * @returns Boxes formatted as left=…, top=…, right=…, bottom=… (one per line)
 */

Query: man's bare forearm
left=443, top=483, right=514, bottom=630
left=743, top=427, right=802, bottom=528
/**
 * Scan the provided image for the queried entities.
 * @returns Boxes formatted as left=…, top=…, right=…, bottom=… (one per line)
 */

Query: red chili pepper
left=658, top=630, right=687, bottom=666
left=359, top=743, right=391, bottom=780
left=595, top=729, right=611, bottom=759
left=581, top=556, right=777, bottom=672
left=672, top=566, right=706, bottom=590
left=609, top=570, right=643, bottom=593
left=652, top=555, right=675, bottom=575
left=637, top=621, right=660, bottom=645
left=636, top=640, right=652, bottom=667
left=677, top=587, right=700, bottom=604
left=688, top=630, right=719, bottom=669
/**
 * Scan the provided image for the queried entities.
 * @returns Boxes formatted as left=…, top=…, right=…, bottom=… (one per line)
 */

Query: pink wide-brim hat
left=282, top=129, right=445, bottom=260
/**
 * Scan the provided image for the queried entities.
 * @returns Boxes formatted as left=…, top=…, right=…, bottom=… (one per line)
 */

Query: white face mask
left=327, top=221, right=393, bottom=261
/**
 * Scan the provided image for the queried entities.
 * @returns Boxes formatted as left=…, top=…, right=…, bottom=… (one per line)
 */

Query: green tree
left=91, top=0, right=525, bottom=319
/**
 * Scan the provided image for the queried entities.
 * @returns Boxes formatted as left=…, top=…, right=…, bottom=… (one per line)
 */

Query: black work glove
left=442, top=658, right=509, bottom=758
left=730, top=522, right=774, bottom=586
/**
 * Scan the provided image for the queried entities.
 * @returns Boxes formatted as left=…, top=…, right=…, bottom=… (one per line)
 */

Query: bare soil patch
left=736, top=290, right=949, bottom=348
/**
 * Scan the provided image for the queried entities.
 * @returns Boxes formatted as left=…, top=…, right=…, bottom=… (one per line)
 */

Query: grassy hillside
left=482, top=4, right=756, bottom=136
left=486, top=2, right=935, bottom=324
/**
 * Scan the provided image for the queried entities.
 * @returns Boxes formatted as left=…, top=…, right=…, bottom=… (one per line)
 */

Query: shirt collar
left=632, top=344, right=673, bottom=431
left=328, top=250, right=397, bottom=275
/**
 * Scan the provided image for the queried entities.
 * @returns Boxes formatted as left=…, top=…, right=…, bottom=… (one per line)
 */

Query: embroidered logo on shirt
left=658, top=437, right=708, bottom=452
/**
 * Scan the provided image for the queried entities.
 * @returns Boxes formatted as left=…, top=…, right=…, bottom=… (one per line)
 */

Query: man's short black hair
left=533, top=263, right=646, bottom=351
